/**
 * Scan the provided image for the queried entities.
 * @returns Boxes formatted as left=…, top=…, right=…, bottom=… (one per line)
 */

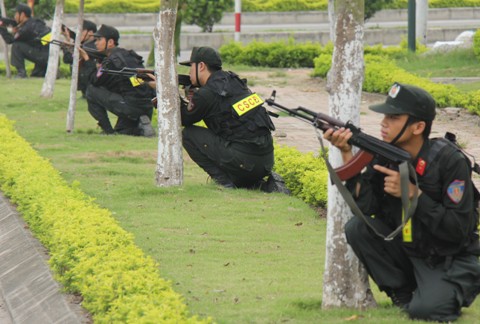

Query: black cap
left=93, top=24, right=119, bottom=43
left=369, top=82, right=436, bottom=121
left=83, top=20, right=97, bottom=33
left=179, top=46, right=222, bottom=67
left=15, top=3, right=31, bottom=17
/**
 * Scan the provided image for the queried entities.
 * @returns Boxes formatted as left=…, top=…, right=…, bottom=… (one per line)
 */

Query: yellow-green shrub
left=473, top=29, right=480, bottom=60
left=0, top=62, right=71, bottom=78
left=220, top=39, right=326, bottom=68
left=274, top=144, right=328, bottom=207
left=0, top=115, right=207, bottom=323
left=243, top=0, right=327, bottom=12
left=65, top=0, right=159, bottom=13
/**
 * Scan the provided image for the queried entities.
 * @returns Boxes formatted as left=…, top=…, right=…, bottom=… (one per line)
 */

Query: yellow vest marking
left=232, top=93, right=263, bottom=116
left=402, top=210, right=412, bottom=242
left=130, top=76, right=144, bottom=87
left=40, top=32, right=52, bottom=46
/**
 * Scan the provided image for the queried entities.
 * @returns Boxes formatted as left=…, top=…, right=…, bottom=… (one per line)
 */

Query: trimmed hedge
left=219, top=40, right=331, bottom=68
left=0, top=115, right=208, bottom=323
left=274, top=145, right=328, bottom=207
left=65, top=0, right=160, bottom=13
left=0, top=61, right=71, bottom=79
left=473, top=29, right=480, bottom=59
left=221, top=39, right=480, bottom=116
left=62, top=0, right=480, bottom=13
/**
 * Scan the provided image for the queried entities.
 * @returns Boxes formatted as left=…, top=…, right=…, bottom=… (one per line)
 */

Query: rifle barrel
left=0, top=16, right=17, bottom=27
left=265, top=89, right=411, bottom=165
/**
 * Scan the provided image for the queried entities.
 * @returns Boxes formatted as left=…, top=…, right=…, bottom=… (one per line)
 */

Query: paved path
left=0, top=193, right=89, bottom=323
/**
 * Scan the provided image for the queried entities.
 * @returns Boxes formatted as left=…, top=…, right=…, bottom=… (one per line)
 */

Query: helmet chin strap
left=389, top=115, right=412, bottom=146
left=195, top=62, right=200, bottom=87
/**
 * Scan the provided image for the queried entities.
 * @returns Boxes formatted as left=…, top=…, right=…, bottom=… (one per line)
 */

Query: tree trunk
left=0, top=0, right=11, bottom=78
left=154, top=0, right=183, bottom=187
left=66, top=0, right=85, bottom=133
left=416, top=0, right=428, bottom=45
left=40, top=0, right=64, bottom=98
left=322, top=0, right=376, bottom=309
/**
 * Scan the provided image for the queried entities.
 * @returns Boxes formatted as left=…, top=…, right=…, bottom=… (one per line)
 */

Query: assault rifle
left=0, top=16, right=17, bottom=27
left=100, top=67, right=192, bottom=87
left=265, top=90, right=411, bottom=181
left=46, top=39, right=107, bottom=61
left=101, top=68, right=193, bottom=108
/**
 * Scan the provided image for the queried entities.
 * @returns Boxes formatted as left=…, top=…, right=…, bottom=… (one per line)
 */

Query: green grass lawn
left=395, top=48, right=480, bottom=92
left=1, top=75, right=479, bottom=323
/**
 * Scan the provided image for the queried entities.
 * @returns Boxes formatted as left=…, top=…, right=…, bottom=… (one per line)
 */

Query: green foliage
left=242, top=0, right=327, bottom=11
left=362, top=54, right=480, bottom=115
left=385, top=0, right=480, bottom=9
left=0, top=116, right=208, bottom=323
left=274, top=145, right=328, bottom=207
left=65, top=0, right=160, bottom=13
left=181, top=0, right=233, bottom=32
left=0, top=61, right=71, bottom=78
left=312, top=53, right=332, bottom=78
left=473, top=29, right=480, bottom=59
left=60, top=0, right=480, bottom=14
left=219, top=39, right=325, bottom=68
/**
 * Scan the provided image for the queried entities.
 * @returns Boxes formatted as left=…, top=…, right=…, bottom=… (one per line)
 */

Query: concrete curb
left=0, top=192, right=84, bottom=324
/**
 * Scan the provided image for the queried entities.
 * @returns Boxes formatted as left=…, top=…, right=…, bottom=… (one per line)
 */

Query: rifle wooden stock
left=335, top=150, right=374, bottom=181
left=265, top=90, right=411, bottom=180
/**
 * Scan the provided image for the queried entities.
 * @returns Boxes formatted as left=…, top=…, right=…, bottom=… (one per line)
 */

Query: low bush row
left=220, top=40, right=480, bottom=116
left=61, top=0, right=480, bottom=13
left=0, top=62, right=71, bottom=79
left=0, top=116, right=207, bottom=323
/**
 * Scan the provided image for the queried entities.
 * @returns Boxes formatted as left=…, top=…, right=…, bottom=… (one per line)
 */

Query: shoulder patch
left=447, top=179, right=465, bottom=204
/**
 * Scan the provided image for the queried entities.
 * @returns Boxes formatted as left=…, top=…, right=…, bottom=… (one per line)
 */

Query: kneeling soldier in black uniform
left=85, top=24, right=155, bottom=137
left=0, top=3, right=50, bottom=78
left=179, top=46, right=279, bottom=189
left=324, top=82, right=480, bottom=322
left=61, top=20, right=97, bottom=98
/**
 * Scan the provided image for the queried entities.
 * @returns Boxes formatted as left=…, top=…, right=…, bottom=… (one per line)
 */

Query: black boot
left=98, top=119, right=115, bottom=135
left=15, top=69, right=27, bottom=79
left=260, top=172, right=290, bottom=195
left=206, top=168, right=235, bottom=189
left=387, top=287, right=413, bottom=309
left=138, top=115, right=155, bottom=137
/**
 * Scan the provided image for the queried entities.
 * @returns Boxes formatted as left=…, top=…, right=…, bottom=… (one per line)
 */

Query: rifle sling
left=315, top=128, right=418, bottom=241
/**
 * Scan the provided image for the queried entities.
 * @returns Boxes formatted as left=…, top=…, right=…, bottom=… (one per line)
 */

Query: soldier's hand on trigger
left=145, top=73, right=156, bottom=89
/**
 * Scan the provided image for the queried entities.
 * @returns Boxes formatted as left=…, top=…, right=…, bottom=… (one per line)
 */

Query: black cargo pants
left=11, top=42, right=49, bottom=76
left=182, top=125, right=274, bottom=188
left=85, top=85, right=153, bottom=135
left=345, top=216, right=480, bottom=322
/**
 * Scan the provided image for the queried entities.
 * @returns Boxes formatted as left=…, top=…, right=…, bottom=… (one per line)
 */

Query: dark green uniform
left=181, top=70, right=275, bottom=188
left=345, top=138, right=480, bottom=322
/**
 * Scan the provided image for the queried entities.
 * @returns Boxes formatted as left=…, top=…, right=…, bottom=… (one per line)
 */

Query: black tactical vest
left=103, top=48, right=154, bottom=99
left=204, top=71, right=275, bottom=141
